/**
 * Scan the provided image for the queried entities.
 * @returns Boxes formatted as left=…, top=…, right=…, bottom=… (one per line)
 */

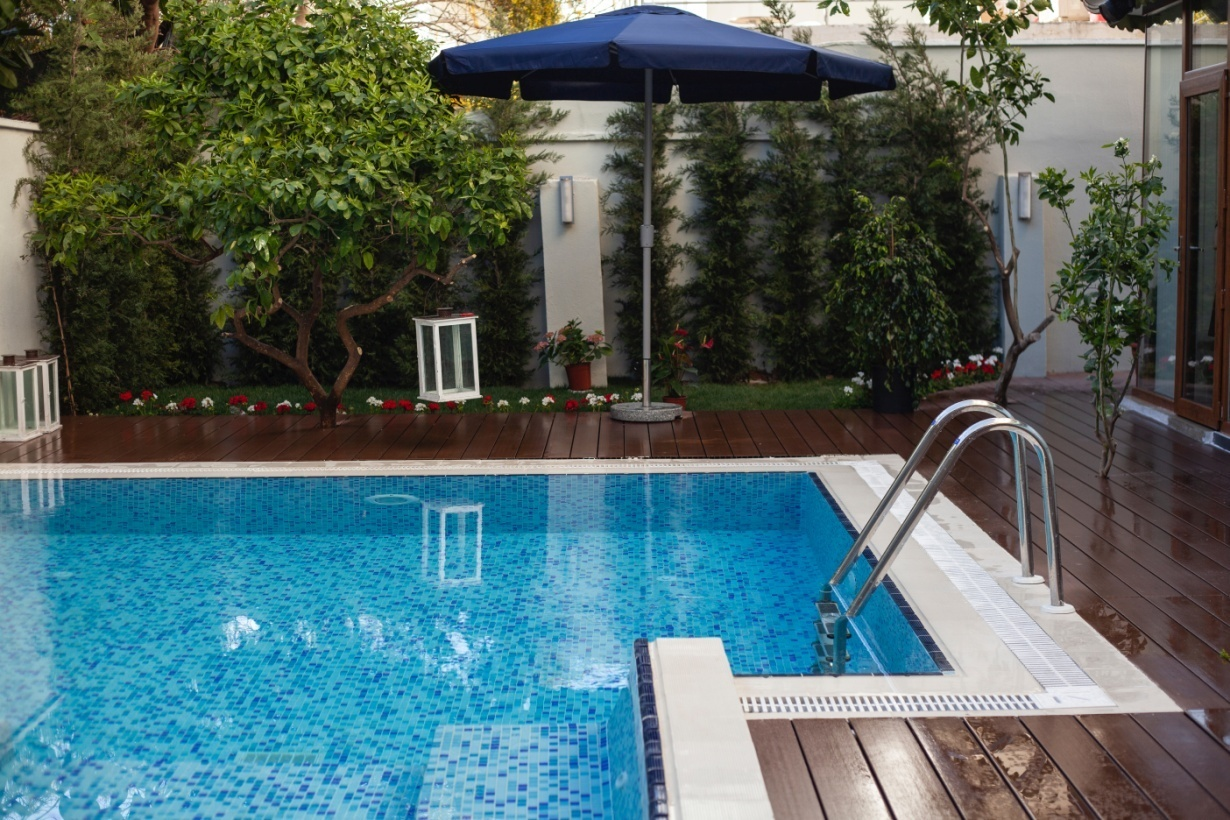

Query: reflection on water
left=0, top=472, right=889, bottom=816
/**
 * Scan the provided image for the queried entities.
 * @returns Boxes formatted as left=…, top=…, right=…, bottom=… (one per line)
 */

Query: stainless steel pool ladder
left=815, top=399, right=1075, bottom=674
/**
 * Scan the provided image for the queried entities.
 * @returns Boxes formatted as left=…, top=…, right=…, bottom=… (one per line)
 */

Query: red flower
left=673, top=327, right=688, bottom=337
left=304, top=402, right=317, bottom=412
left=931, top=370, right=943, bottom=380
left=483, top=395, right=492, bottom=405
left=253, top=401, right=268, bottom=413
left=564, top=399, right=580, bottom=412
left=673, top=340, right=686, bottom=350
left=398, top=399, right=415, bottom=412
left=181, top=397, right=197, bottom=411
left=701, top=338, right=714, bottom=350
left=981, top=364, right=995, bottom=375
left=429, top=402, right=440, bottom=413
left=275, top=403, right=289, bottom=414
left=228, top=394, right=248, bottom=406
left=604, top=393, right=614, bottom=403
left=381, top=399, right=397, bottom=411
left=140, top=390, right=153, bottom=401
left=446, top=400, right=458, bottom=411
left=119, top=391, right=133, bottom=402
left=964, top=362, right=977, bottom=374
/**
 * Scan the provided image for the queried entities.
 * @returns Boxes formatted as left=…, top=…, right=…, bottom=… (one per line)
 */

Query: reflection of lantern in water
left=420, top=501, right=483, bottom=586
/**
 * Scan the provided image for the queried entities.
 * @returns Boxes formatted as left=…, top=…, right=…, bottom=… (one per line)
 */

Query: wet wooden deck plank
left=1132, top=712, right=1230, bottom=812
left=908, top=718, right=1028, bottom=820
left=966, top=716, right=1092, bottom=819
left=791, top=719, right=890, bottom=820
left=670, top=413, right=706, bottom=458
left=1077, top=713, right=1228, bottom=818
left=746, top=720, right=824, bottom=820
left=850, top=718, right=960, bottom=820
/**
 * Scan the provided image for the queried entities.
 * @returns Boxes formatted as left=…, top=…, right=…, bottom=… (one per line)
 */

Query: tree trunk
left=993, top=341, right=1022, bottom=405
left=318, top=394, right=340, bottom=428
left=140, top=0, right=160, bottom=51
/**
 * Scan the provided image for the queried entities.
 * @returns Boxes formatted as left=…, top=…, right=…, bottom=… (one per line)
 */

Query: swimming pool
left=0, top=471, right=940, bottom=817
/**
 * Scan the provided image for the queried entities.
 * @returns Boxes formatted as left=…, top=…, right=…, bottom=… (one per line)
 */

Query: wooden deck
left=2, top=378, right=1229, bottom=817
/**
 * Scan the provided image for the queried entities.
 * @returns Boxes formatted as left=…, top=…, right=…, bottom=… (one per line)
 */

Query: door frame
left=1174, top=66, right=1227, bottom=428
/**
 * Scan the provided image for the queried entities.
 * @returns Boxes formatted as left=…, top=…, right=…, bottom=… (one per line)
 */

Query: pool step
left=415, top=723, right=610, bottom=818
left=813, top=599, right=849, bottom=673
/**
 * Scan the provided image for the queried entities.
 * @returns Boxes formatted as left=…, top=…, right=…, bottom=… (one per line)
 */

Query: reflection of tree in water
left=1080, top=601, right=1148, bottom=657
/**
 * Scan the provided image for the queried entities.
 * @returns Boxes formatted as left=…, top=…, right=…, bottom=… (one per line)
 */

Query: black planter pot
left=871, top=365, right=915, bottom=414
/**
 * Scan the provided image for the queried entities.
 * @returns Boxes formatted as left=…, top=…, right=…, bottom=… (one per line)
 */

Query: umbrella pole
left=641, top=68, right=653, bottom=409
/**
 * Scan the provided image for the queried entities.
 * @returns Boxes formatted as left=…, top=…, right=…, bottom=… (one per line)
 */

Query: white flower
left=947, top=372, right=955, bottom=381
left=201, top=397, right=215, bottom=409
left=1201, top=355, right=1214, bottom=364
left=609, top=393, right=621, bottom=402
left=519, top=397, right=530, bottom=406
left=132, top=398, right=144, bottom=408
left=165, top=402, right=178, bottom=412
left=587, top=394, right=603, bottom=406
left=992, top=346, right=1004, bottom=355
left=986, top=355, right=998, bottom=366
left=843, top=385, right=854, bottom=395
left=152, top=393, right=158, bottom=400
left=631, top=391, right=643, bottom=402
left=457, top=400, right=467, bottom=408
left=541, top=395, right=555, bottom=406
left=1166, top=355, right=1176, bottom=364
left=414, top=402, right=427, bottom=412
left=366, top=396, right=381, bottom=407
left=497, top=399, right=509, bottom=408
left=294, top=403, right=302, bottom=409
left=276, top=400, right=292, bottom=410
left=247, top=405, right=256, bottom=412
left=969, top=354, right=983, bottom=363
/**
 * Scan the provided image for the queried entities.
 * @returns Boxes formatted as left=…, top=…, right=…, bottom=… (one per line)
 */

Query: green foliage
left=823, top=6, right=996, bottom=356
left=1038, top=139, right=1174, bottom=477
left=0, top=0, right=39, bottom=89
left=820, top=0, right=1054, bottom=403
left=31, top=0, right=532, bottom=426
left=650, top=325, right=710, bottom=398
left=17, top=0, right=217, bottom=413
left=755, top=101, right=827, bottom=380
left=678, top=102, right=757, bottom=383
left=602, top=102, right=684, bottom=376
left=462, top=97, right=564, bottom=386
left=825, top=194, right=958, bottom=384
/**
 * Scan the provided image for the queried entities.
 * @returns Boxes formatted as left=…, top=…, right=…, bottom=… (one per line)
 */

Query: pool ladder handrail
left=818, top=401, right=1074, bottom=675
left=821, top=400, right=1040, bottom=600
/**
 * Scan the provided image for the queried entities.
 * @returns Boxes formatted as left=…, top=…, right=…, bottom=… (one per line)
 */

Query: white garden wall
left=0, top=118, right=41, bottom=359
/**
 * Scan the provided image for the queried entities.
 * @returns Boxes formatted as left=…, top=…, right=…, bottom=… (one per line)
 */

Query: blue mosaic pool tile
left=1, top=471, right=939, bottom=817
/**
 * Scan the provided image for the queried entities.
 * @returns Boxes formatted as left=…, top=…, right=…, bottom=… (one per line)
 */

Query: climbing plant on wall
left=602, top=102, right=684, bottom=376
left=677, top=102, right=758, bottom=383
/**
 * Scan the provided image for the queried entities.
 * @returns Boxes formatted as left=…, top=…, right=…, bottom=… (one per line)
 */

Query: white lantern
left=414, top=309, right=481, bottom=403
left=420, top=500, right=483, bottom=587
left=0, top=351, right=61, bottom=441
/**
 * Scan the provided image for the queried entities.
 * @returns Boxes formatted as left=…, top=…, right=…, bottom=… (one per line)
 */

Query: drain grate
left=740, top=693, right=1040, bottom=716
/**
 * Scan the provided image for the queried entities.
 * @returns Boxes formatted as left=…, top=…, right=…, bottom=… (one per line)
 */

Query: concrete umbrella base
left=609, top=401, right=683, bottom=423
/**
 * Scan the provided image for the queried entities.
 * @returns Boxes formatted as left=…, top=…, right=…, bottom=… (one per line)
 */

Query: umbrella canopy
left=428, top=6, right=895, bottom=418
left=428, top=5, right=895, bottom=102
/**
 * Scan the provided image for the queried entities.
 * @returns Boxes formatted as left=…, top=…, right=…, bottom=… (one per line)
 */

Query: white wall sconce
left=1018, top=171, right=1032, bottom=221
left=560, top=175, right=574, bottom=224
left=0, top=350, right=61, bottom=441
left=414, top=309, right=482, bottom=402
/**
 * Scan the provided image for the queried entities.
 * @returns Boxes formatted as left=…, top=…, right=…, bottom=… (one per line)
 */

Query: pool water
left=0, top=471, right=938, bottom=818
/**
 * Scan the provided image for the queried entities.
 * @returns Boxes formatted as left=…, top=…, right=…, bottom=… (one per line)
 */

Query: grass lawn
left=103, top=379, right=856, bottom=415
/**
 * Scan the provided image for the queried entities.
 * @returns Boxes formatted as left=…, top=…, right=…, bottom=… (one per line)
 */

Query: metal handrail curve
left=828, top=417, right=1075, bottom=674
left=821, top=400, right=1039, bottom=605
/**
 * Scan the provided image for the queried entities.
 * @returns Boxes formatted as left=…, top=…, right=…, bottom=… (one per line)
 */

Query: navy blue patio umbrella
left=428, top=5, right=895, bottom=418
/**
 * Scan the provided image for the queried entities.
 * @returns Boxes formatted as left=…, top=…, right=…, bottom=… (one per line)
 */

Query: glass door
left=1175, top=69, right=1227, bottom=426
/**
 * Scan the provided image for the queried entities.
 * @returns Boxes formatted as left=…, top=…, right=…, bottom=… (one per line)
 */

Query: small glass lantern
left=414, top=308, right=481, bottom=403
left=0, top=351, right=61, bottom=441
left=420, top=500, right=483, bottom=587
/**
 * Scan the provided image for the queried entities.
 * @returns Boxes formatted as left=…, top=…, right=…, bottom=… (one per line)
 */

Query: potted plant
left=826, top=194, right=957, bottom=413
left=651, top=326, right=712, bottom=409
left=536, top=319, right=614, bottom=391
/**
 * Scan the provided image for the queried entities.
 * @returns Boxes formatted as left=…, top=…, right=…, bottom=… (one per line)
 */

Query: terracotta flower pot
left=565, top=362, right=592, bottom=391
left=663, top=395, right=687, bottom=410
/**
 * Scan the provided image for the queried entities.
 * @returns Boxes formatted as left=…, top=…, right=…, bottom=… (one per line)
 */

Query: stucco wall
left=0, top=118, right=42, bottom=358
